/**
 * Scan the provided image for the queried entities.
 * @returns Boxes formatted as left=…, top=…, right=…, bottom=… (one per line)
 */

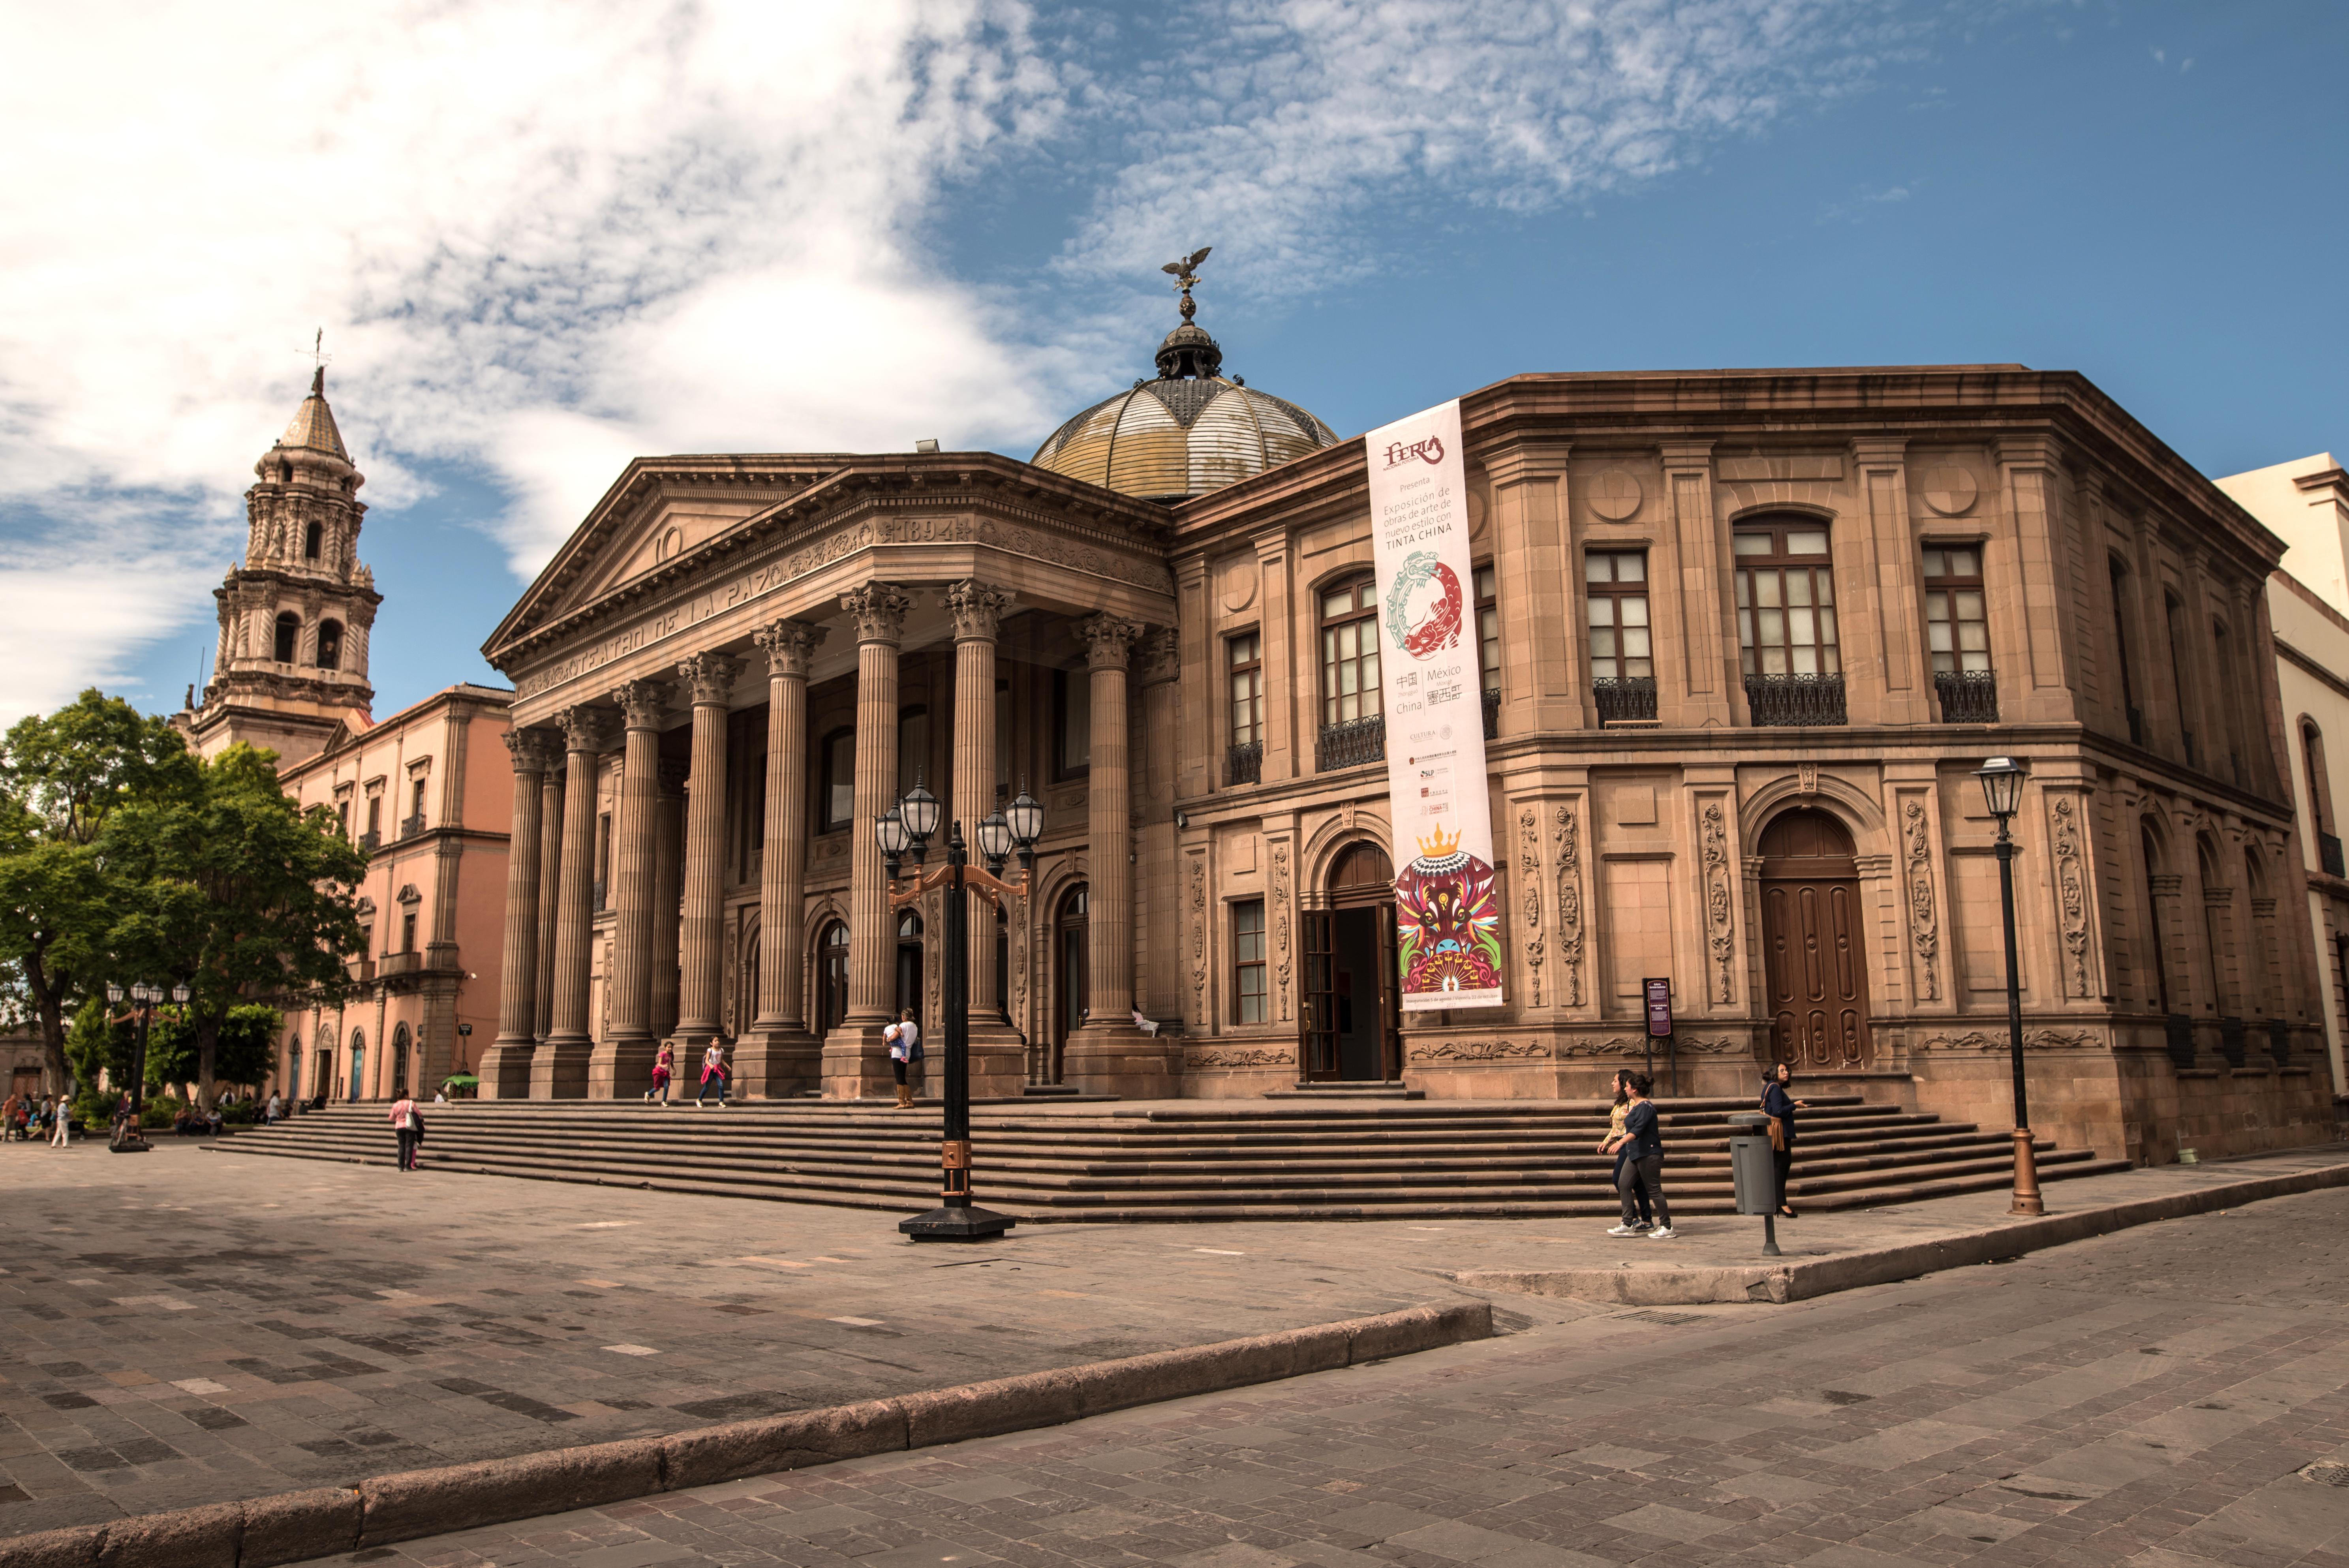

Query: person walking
left=389, top=1093, right=419, bottom=1171
left=884, top=1008, right=922, bottom=1109
left=49, top=1094, right=70, bottom=1149
left=1596, top=1071, right=1652, bottom=1232
left=647, top=1044, right=674, bottom=1105
left=265, top=1091, right=281, bottom=1125
left=2, top=1093, right=18, bottom=1143
left=1605, top=1074, right=1674, bottom=1240
left=694, top=1042, right=729, bottom=1108
left=1762, top=1061, right=1808, bottom=1219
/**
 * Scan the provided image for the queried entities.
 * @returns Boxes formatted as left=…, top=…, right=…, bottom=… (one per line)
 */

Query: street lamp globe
left=132, top=982, right=156, bottom=1004
left=875, top=807, right=909, bottom=859
left=105, top=982, right=124, bottom=1004
left=899, top=780, right=941, bottom=847
left=1975, top=756, right=2026, bottom=821
left=170, top=983, right=190, bottom=1005
left=1006, top=790, right=1043, bottom=850
left=975, top=810, right=1013, bottom=868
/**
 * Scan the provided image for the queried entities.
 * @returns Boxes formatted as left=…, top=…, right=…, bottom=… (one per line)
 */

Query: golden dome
left=1033, top=311, right=1339, bottom=503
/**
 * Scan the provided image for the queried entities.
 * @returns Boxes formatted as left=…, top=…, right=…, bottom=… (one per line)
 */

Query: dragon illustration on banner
left=1383, top=550, right=1464, bottom=658
left=1395, top=825, right=1504, bottom=997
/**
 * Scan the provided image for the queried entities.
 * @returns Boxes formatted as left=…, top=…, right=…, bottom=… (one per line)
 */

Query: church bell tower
left=185, top=368, right=381, bottom=767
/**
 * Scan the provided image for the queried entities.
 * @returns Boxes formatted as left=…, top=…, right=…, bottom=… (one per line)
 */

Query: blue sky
left=2, top=0, right=2341, bottom=726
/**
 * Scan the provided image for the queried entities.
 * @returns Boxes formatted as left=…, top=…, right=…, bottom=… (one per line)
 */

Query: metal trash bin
left=1726, top=1111, right=1781, bottom=1256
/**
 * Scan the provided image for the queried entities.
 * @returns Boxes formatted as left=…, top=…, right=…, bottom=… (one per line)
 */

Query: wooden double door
left=1758, top=809, right=1873, bottom=1069
left=1302, top=843, right=1402, bottom=1082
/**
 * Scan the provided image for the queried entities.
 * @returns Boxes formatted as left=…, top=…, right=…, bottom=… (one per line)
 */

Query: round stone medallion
left=1588, top=468, right=1643, bottom=521
left=1218, top=554, right=1259, bottom=613
left=1919, top=465, right=1979, bottom=516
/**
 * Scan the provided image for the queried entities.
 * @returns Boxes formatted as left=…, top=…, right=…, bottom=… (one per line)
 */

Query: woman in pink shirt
left=389, top=1095, right=420, bottom=1171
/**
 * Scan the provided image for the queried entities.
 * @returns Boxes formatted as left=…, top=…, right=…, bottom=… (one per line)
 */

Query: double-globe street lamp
left=876, top=781, right=1043, bottom=1240
left=102, top=979, right=190, bottom=1155
left=1973, top=756, right=2043, bottom=1217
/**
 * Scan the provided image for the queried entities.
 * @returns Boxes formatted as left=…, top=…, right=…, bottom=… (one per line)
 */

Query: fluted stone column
left=591, top=679, right=670, bottom=1097
left=1137, top=629, right=1184, bottom=1024
left=532, top=763, right=565, bottom=1040
left=674, top=654, right=740, bottom=1060
left=946, top=581, right=1027, bottom=1099
left=824, top=582, right=910, bottom=1098
left=653, top=761, right=687, bottom=1039
left=534, top=704, right=614, bottom=1098
left=1066, top=614, right=1171, bottom=1095
left=739, top=619, right=826, bottom=1097
left=481, top=727, right=554, bottom=1098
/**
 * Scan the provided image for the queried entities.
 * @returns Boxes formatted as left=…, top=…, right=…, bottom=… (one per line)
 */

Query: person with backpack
left=884, top=1008, right=922, bottom=1109
left=1604, top=1074, right=1675, bottom=1240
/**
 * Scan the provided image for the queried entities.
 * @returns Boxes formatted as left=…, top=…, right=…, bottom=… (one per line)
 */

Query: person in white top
left=695, top=1042, right=730, bottom=1108
left=884, top=1008, right=923, bottom=1109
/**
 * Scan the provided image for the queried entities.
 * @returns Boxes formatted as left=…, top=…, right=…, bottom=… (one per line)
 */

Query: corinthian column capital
left=1137, top=626, right=1181, bottom=685
left=752, top=618, right=827, bottom=678
left=676, top=652, right=742, bottom=707
left=946, top=580, right=1016, bottom=644
left=556, top=704, right=618, bottom=754
left=612, top=679, right=674, bottom=731
left=1076, top=612, right=1145, bottom=671
left=503, top=726, right=562, bottom=775
left=841, top=582, right=912, bottom=646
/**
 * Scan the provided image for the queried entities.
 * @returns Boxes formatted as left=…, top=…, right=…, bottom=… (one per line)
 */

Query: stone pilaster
left=652, top=760, right=686, bottom=1039
left=946, top=581, right=1026, bottom=1099
left=591, top=678, right=670, bottom=1097
left=534, top=704, right=614, bottom=1098
left=1065, top=613, right=1173, bottom=1095
left=739, top=619, right=826, bottom=1097
left=673, top=653, right=741, bottom=1057
left=533, top=763, right=564, bottom=1040
left=481, top=726, right=554, bottom=1098
left=825, top=582, right=910, bottom=1098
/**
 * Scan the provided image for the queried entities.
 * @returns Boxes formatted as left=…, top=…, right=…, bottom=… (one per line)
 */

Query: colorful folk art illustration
left=1395, top=826, right=1504, bottom=997
left=1383, top=549, right=1463, bottom=659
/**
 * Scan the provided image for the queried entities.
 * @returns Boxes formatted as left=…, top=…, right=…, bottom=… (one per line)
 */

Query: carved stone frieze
left=1903, top=798, right=1941, bottom=1003
left=1518, top=807, right=1544, bottom=1008
left=2050, top=794, right=2091, bottom=998
left=1700, top=799, right=1735, bottom=1004
left=1189, top=854, right=1209, bottom=1023
left=1555, top=805, right=1584, bottom=1007
left=1270, top=841, right=1292, bottom=1022
left=1915, top=1027, right=2101, bottom=1051
left=1411, top=1038, right=1549, bottom=1062
left=1574, top=1035, right=1743, bottom=1057
left=1186, top=1047, right=1292, bottom=1069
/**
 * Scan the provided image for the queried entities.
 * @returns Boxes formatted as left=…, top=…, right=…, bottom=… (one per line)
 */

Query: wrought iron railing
left=357, top=829, right=381, bottom=851
left=1743, top=673, right=1847, bottom=727
left=1595, top=676, right=1658, bottom=724
left=2218, top=1016, right=2247, bottom=1069
left=2268, top=1020, right=2293, bottom=1067
left=1934, top=670, right=1998, bottom=724
left=1225, top=740, right=1262, bottom=787
left=398, top=813, right=426, bottom=841
left=1481, top=687, right=1500, bottom=740
left=1316, top=715, right=1385, bottom=771
left=2163, top=1013, right=2195, bottom=1070
left=2320, top=833, right=2343, bottom=879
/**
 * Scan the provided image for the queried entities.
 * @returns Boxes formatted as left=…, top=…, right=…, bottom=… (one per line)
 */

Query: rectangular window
left=821, top=730, right=855, bottom=831
left=401, top=911, right=417, bottom=953
left=1921, top=547, right=1990, bottom=674
left=1585, top=552, right=1652, bottom=680
left=1319, top=579, right=1381, bottom=726
left=337, top=801, right=350, bottom=837
left=1734, top=525, right=1839, bottom=677
left=409, top=778, right=427, bottom=820
left=365, top=795, right=381, bottom=836
left=595, top=810, right=612, bottom=908
left=1054, top=669, right=1091, bottom=778
left=1474, top=565, right=1500, bottom=693
left=1228, top=632, right=1263, bottom=746
left=1232, top=899, right=1267, bottom=1023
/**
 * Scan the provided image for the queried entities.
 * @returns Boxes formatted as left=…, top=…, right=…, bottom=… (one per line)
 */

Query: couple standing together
left=644, top=1042, right=732, bottom=1106
left=1600, top=1061, right=1807, bottom=1237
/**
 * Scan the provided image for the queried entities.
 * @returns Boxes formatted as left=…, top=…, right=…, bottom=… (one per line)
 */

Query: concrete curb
left=0, top=1301, right=1489, bottom=1568
left=1451, top=1159, right=2349, bottom=1307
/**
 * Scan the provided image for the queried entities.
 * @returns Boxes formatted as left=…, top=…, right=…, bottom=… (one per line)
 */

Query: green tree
left=146, top=1003, right=281, bottom=1094
left=106, top=744, right=366, bottom=1110
left=0, top=690, right=197, bottom=1095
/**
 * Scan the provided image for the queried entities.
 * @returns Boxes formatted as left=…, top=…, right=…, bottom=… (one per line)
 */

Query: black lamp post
left=103, top=979, right=188, bottom=1154
left=1974, top=756, right=2044, bottom=1217
left=878, top=781, right=1042, bottom=1241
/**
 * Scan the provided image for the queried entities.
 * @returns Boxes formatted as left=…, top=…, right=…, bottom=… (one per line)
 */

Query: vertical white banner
left=1365, top=399, right=1504, bottom=1011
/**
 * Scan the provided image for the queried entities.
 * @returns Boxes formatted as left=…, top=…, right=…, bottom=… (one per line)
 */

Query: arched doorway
left=895, top=911, right=924, bottom=1024
left=347, top=1028, right=366, bottom=1101
left=390, top=1023, right=411, bottom=1097
left=815, top=920, right=849, bottom=1037
left=1053, top=884, right=1088, bottom=1082
left=1304, top=842, right=1401, bottom=1081
left=1758, top=809, right=1872, bottom=1068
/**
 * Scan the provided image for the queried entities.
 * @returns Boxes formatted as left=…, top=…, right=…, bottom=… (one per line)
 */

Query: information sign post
left=1644, top=977, right=1674, bottom=1098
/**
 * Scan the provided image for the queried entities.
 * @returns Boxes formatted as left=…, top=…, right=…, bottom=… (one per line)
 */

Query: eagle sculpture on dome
left=1161, top=246, right=1211, bottom=321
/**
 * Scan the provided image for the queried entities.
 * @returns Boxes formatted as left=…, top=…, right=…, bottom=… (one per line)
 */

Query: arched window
left=2302, top=721, right=2340, bottom=875
left=1054, top=884, right=1089, bottom=1070
left=820, top=729, right=855, bottom=832
left=2244, top=847, right=2276, bottom=1018
left=1318, top=575, right=1381, bottom=729
left=278, top=459, right=293, bottom=483
left=2140, top=821, right=2171, bottom=1014
left=315, top=619, right=343, bottom=671
left=273, top=612, right=300, bottom=663
left=303, top=521, right=322, bottom=561
left=895, top=910, right=924, bottom=1021
left=2197, top=835, right=2230, bottom=1014
left=816, top=920, right=850, bottom=1037
left=1735, top=517, right=1843, bottom=725
left=2165, top=593, right=2196, bottom=766
left=390, top=1022, right=411, bottom=1097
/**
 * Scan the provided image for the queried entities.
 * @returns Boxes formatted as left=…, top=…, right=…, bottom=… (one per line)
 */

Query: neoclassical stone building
left=477, top=311, right=2337, bottom=1164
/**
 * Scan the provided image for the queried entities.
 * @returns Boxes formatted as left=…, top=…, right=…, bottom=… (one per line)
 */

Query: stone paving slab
left=298, top=1183, right=2349, bottom=1568
left=3, top=1136, right=2344, bottom=1547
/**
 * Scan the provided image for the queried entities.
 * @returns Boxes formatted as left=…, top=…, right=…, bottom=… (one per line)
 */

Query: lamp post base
left=109, top=1136, right=151, bottom=1154
left=2009, top=1127, right=2045, bottom=1216
left=899, top=1204, right=1016, bottom=1241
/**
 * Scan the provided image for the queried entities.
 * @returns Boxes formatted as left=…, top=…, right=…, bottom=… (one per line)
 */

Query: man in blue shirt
left=1604, top=1074, right=1676, bottom=1240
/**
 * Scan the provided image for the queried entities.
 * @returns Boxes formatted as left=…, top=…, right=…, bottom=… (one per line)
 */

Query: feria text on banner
left=1363, top=399, right=1504, bottom=1011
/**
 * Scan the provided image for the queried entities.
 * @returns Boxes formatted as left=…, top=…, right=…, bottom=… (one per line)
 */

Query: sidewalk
left=1, top=1136, right=2341, bottom=1543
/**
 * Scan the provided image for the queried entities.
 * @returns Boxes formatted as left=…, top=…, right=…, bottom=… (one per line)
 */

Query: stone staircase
left=211, top=1095, right=2131, bottom=1221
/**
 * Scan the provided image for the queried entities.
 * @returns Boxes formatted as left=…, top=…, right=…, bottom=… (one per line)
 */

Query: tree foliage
left=0, top=691, right=197, bottom=1095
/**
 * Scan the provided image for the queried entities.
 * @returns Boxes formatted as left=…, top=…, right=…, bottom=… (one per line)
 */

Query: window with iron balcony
left=1316, top=576, right=1384, bottom=769
left=1474, top=564, right=1502, bottom=739
left=1586, top=550, right=1657, bottom=723
left=1735, top=521, right=1846, bottom=726
left=1226, top=630, right=1263, bottom=785
left=1923, top=545, right=1997, bottom=722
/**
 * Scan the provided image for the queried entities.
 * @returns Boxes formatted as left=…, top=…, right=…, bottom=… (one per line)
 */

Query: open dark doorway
left=1303, top=843, right=1401, bottom=1081
left=1053, top=884, right=1087, bottom=1083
